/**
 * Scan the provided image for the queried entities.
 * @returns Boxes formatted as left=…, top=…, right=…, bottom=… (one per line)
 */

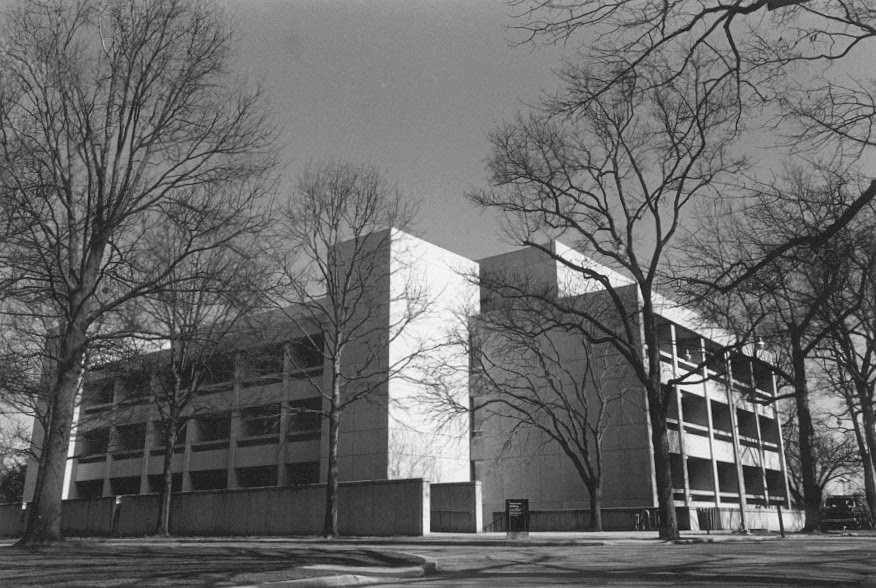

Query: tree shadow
left=0, top=543, right=412, bottom=587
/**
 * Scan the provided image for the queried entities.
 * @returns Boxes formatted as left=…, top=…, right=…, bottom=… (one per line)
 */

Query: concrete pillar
left=669, top=324, right=691, bottom=508
left=698, top=339, right=722, bottom=507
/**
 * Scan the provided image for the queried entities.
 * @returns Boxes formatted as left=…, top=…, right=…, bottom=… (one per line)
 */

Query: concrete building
left=22, top=233, right=795, bottom=533
left=472, top=242, right=793, bottom=531
left=23, top=229, right=478, bottom=502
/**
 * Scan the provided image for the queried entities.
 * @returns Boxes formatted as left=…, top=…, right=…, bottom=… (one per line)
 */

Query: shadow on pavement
left=0, top=542, right=416, bottom=587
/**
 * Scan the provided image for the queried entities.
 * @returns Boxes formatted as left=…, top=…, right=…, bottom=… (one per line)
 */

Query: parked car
left=820, top=495, right=874, bottom=531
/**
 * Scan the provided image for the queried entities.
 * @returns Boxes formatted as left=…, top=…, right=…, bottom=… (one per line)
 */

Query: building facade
left=23, top=233, right=795, bottom=532
left=23, top=229, right=478, bottom=502
left=472, top=243, right=793, bottom=531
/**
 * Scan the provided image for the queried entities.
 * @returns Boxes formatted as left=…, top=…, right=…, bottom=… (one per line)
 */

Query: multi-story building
left=23, top=233, right=796, bottom=532
left=23, top=229, right=478, bottom=502
left=472, top=242, right=793, bottom=531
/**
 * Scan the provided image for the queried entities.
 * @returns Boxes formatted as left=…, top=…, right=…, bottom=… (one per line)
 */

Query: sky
left=223, top=0, right=568, bottom=260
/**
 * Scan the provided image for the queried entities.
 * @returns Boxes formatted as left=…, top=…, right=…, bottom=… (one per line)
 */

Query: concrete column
left=140, top=421, right=153, bottom=494
left=699, top=339, right=721, bottom=507
left=769, top=371, right=792, bottom=509
left=669, top=324, right=691, bottom=508
left=227, top=350, right=242, bottom=489
left=101, top=454, right=112, bottom=497
left=752, top=404, right=770, bottom=506
left=278, top=341, right=293, bottom=486
left=228, top=408, right=240, bottom=489
left=181, top=415, right=194, bottom=492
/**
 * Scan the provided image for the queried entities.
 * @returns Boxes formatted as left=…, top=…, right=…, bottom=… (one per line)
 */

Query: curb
left=672, top=536, right=782, bottom=545
left=343, top=539, right=606, bottom=548
left=234, top=553, right=437, bottom=587
left=238, top=575, right=385, bottom=587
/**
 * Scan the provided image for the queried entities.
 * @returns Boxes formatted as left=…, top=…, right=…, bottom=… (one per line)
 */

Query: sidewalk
left=147, top=528, right=793, bottom=548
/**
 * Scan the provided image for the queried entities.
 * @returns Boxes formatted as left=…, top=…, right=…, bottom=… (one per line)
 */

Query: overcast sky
left=224, top=0, right=568, bottom=260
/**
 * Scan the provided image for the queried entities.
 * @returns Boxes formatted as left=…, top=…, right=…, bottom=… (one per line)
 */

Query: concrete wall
left=486, top=508, right=662, bottom=532
left=484, top=506, right=805, bottom=533
left=0, top=503, right=26, bottom=537
left=0, top=478, right=429, bottom=538
left=61, top=497, right=117, bottom=537
left=473, top=312, right=653, bottom=517
left=474, top=246, right=654, bottom=520
left=431, top=482, right=482, bottom=533
left=386, top=230, right=478, bottom=485
left=687, top=506, right=804, bottom=533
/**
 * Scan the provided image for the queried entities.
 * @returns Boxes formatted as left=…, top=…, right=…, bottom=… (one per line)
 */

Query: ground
left=1, top=532, right=874, bottom=587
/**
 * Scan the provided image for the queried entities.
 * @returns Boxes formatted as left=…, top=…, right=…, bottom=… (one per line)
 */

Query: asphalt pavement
left=1, top=530, right=874, bottom=587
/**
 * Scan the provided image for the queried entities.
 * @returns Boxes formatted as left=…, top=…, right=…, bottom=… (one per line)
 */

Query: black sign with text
left=505, top=498, right=529, bottom=533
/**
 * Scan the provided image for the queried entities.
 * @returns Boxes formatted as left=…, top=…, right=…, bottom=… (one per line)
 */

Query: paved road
left=381, top=536, right=876, bottom=587
left=0, top=541, right=420, bottom=587
left=1, top=534, right=875, bottom=587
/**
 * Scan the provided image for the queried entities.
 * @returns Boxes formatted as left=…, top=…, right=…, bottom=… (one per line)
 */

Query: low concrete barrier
left=0, top=478, right=430, bottom=538
left=488, top=507, right=686, bottom=532
left=0, top=503, right=26, bottom=537
left=431, top=482, right=481, bottom=533
left=62, top=497, right=115, bottom=537
left=117, top=494, right=161, bottom=536
left=489, top=506, right=804, bottom=532
left=689, top=506, right=804, bottom=533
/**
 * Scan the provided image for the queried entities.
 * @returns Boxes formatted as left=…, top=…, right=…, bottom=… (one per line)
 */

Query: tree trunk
left=850, top=413, right=876, bottom=522
left=18, top=238, right=103, bottom=546
left=648, top=402, right=679, bottom=538
left=156, top=427, right=178, bottom=536
left=791, top=344, right=820, bottom=532
left=588, top=483, right=603, bottom=532
left=18, top=328, right=87, bottom=545
left=641, top=297, right=679, bottom=539
left=322, top=376, right=341, bottom=538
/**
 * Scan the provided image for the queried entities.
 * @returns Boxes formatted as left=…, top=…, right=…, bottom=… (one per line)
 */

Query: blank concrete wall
left=169, top=485, right=325, bottom=535
left=0, top=503, right=25, bottom=537
left=3, top=478, right=430, bottom=538
left=339, top=478, right=428, bottom=536
left=116, top=494, right=160, bottom=536
left=170, top=479, right=427, bottom=536
left=488, top=508, right=676, bottom=532
left=431, top=482, right=482, bottom=533
left=62, top=497, right=115, bottom=537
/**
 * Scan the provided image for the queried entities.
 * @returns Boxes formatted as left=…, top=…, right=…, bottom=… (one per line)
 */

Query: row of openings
left=82, top=337, right=325, bottom=408
left=667, top=390, right=781, bottom=445
left=78, top=398, right=322, bottom=457
left=656, top=321, right=773, bottom=392
left=74, top=462, right=321, bottom=499
left=671, top=455, right=786, bottom=504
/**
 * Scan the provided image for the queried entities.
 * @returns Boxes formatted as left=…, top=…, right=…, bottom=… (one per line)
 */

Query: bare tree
left=275, top=161, right=431, bottom=538
left=814, top=215, right=876, bottom=519
left=0, top=0, right=275, bottom=544
left=781, top=406, right=861, bottom=508
left=113, top=226, right=274, bottom=535
left=505, top=0, right=876, bottom=308
left=510, top=1, right=875, bottom=133
left=470, top=55, right=743, bottom=538
left=499, top=4, right=876, bottom=532
left=824, top=374, right=876, bottom=521
left=685, top=166, right=868, bottom=530
left=0, top=413, right=29, bottom=504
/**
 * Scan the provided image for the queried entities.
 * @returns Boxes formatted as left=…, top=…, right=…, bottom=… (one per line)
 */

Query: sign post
left=505, top=498, right=529, bottom=539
